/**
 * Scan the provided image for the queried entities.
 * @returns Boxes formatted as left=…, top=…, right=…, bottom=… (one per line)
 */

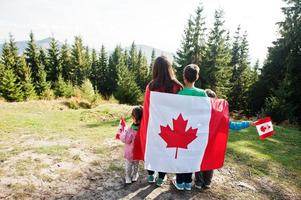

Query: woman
left=140, top=56, right=183, bottom=187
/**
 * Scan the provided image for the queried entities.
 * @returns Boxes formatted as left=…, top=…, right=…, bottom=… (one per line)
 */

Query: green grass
left=32, top=145, right=70, bottom=156
left=0, top=100, right=300, bottom=195
left=227, top=126, right=301, bottom=187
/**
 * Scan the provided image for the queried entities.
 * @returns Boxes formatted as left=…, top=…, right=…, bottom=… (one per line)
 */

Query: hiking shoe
left=147, top=175, right=155, bottom=183
left=125, top=176, right=132, bottom=184
left=203, top=184, right=211, bottom=189
left=156, top=177, right=165, bottom=187
left=195, top=182, right=203, bottom=190
left=132, top=173, right=139, bottom=182
left=184, top=182, right=192, bottom=191
left=172, top=179, right=184, bottom=190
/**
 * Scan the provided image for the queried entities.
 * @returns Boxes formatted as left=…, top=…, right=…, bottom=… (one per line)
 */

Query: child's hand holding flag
left=116, top=117, right=126, bottom=139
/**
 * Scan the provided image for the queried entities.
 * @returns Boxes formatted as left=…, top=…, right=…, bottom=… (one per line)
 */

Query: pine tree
left=0, top=67, right=23, bottom=101
left=1, top=34, right=22, bottom=81
left=18, top=56, right=36, bottom=100
left=46, top=37, right=61, bottom=83
left=136, top=49, right=149, bottom=91
left=0, top=63, right=5, bottom=97
left=203, top=10, right=232, bottom=98
left=114, top=53, right=142, bottom=105
left=128, top=41, right=138, bottom=72
left=85, top=46, right=91, bottom=79
left=71, top=36, right=89, bottom=85
left=251, top=0, right=301, bottom=123
left=107, top=45, right=123, bottom=98
left=24, top=32, right=41, bottom=86
left=60, top=41, right=72, bottom=82
left=228, top=31, right=253, bottom=111
left=54, top=74, right=69, bottom=97
left=148, top=48, right=156, bottom=81
left=97, top=45, right=109, bottom=98
left=175, top=17, right=194, bottom=81
left=89, top=48, right=98, bottom=90
left=175, top=4, right=207, bottom=84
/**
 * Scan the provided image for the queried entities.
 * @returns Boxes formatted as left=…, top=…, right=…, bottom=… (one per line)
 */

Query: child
left=173, top=64, right=207, bottom=191
left=194, top=89, right=254, bottom=190
left=118, top=106, right=143, bottom=184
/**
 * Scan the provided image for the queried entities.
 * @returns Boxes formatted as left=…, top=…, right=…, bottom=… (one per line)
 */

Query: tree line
left=0, top=33, right=152, bottom=104
left=0, top=0, right=300, bottom=124
left=174, top=0, right=300, bottom=125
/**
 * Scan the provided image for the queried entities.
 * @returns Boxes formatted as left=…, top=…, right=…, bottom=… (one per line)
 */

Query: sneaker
left=184, top=182, right=192, bottom=191
left=203, top=184, right=211, bottom=189
left=125, top=176, right=132, bottom=184
left=195, top=182, right=203, bottom=190
left=132, top=173, right=139, bottom=182
left=156, top=177, right=166, bottom=187
left=147, top=175, right=155, bottom=183
left=172, top=179, right=184, bottom=190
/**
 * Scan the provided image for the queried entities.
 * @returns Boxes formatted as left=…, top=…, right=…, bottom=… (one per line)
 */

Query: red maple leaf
left=159, top=114, right=198, bottom=159
left=260, top=125, right=267, bottom=133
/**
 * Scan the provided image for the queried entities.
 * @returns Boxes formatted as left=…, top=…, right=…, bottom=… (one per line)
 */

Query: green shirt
left=177, top=87, right=208, bottom=97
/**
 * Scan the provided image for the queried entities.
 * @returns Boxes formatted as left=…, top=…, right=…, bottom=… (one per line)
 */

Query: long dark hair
left=149, top=56, right=182, bottom=93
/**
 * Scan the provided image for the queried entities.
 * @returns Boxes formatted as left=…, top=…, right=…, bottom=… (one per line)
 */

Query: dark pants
left=176, top=173, right=192, bottom=184
left=148, top=170, right=166, bottom=179
left=195, top=170, right=213, bottom=186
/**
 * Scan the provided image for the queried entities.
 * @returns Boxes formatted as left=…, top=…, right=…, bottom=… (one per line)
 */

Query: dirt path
left=1, top=137, right=298, bottom=200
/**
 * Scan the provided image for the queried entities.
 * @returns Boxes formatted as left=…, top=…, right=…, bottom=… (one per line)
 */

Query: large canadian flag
left=134, top=88, right=229, bottom=173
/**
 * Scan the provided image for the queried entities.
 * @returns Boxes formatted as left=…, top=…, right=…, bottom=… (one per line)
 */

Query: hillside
left=0, top=100, right=300, bottom=199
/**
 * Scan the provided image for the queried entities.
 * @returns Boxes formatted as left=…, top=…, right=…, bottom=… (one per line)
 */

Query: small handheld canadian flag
left=115, top=117, right=126, bottom=140
left=255, top=117, right=274, bottom=140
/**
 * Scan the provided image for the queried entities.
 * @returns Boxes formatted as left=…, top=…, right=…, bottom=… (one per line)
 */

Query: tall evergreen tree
left=1, top=34, right=22, bottom=80
left=251, top=0, right=301, bottom=123
left=128, top=41, right=138, bottom=72
left=114, top=53, right=142, bottom=105
left=24, top=32, right=41, bottom=86
left=203, top=10, right=232, bottom=98
left=97, top=45, right=109, bottom=98
left=175, top=16, right=194, bottom=81
left=107, top=45, right=123, bottom=98
left=89, top=48, right=98, bottom=90
left=175, top=4, right=207, bottom=84
left=18, top=56, right=36, bottom=100
left=0, top=66, right=23, bottom=101
left=46, top=37, right=61, bottom=83
left=136, top=49, right=150, bottom=91
left=71, top=36, right=89, bottom=85
left=229, top=31, right=253, bottom=111
left=60, top=41, right=72, bottom=82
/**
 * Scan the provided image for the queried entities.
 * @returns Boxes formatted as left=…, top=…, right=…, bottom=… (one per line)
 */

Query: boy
left=194, top=88, right=254, bottom=190
left=172, top=64, right=207, bottom=191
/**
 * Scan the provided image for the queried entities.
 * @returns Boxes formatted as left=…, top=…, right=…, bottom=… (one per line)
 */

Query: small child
left=173, top=64, right=207, bottom=191
left=194, top=89, right=254, bottom=190
left=118, top=106, right=143, bottom=184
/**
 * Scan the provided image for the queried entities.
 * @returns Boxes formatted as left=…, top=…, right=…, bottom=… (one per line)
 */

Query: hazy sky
left=0, top=0, right=285, bottom=64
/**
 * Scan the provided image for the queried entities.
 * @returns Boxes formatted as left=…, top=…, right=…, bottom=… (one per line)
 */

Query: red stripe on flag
left=255, top=117, right=272, bottom=125
left=260, top=131, right=274, bottom=140
left=201, top=98, right=229, bottom=171
left=133, top=86, right=150, bottom=160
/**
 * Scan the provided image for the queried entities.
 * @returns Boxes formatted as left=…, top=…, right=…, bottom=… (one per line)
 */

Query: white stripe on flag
left=256, top=121, right=273, bottom=136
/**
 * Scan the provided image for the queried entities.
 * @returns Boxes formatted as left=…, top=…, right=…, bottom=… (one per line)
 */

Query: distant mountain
left=0, top=38, right=174, bottom=64
left=0, top=37, right=55, bottom=54
left=126, top=44, right=174, bottom=63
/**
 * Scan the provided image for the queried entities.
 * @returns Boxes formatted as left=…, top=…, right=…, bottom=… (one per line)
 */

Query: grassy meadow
left=0, top=100, right=300, bottom=199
